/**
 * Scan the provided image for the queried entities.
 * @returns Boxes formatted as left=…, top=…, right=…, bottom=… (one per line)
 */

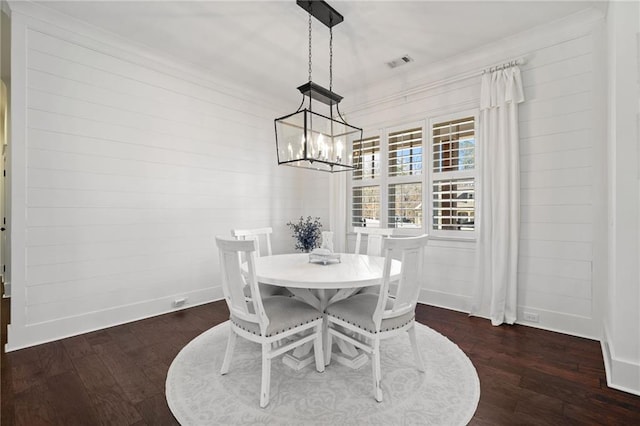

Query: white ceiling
left=34, top=0, right=607, bottom=106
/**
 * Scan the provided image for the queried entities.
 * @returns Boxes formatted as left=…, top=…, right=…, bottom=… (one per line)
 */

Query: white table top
left=252, top=253, right=401, bottom=290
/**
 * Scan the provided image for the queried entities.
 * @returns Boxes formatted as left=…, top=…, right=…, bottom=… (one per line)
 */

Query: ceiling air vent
left=386, top=54, right=414, bottom=69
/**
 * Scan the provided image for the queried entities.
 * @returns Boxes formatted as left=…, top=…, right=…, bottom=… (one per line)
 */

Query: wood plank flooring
left=2, top=298, right=639, bottom=425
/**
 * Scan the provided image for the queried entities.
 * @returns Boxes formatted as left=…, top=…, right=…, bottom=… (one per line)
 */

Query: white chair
left=231, top=227, right=273, bottom=257
left=320, top=231, right=335, bottom=252
left=354, top=227, right=394, bottom=294
left=216, top=236, right=325, bottom=408
left=353, top=226, right=394, bottom=256
left=231, top=227, right=286, bottom=297
left=325, top=234, right=429, bottom=402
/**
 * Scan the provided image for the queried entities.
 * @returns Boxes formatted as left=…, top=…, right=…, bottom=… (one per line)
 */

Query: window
left=352, top=136, right=381, bottom=227
left=388, top=182, right=422, bottom=228
left=350, top=124, right=424, bottom=231
left=430, top=115, right=476, bottom=237
left=387, top=127, right=422, bottom=228
left=349, top=112, right=477, bottom=239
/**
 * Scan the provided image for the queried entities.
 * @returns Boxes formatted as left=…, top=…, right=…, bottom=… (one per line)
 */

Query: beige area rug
left=166, top=321, right=480, bottom=425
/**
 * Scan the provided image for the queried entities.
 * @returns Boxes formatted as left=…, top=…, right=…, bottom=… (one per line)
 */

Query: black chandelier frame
left=274, top=0, right=363, bottom=173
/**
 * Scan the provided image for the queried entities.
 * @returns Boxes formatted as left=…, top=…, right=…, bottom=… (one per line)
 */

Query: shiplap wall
left=6, top=3, right=607, bottom=350
left=346, top=10, right=606, bottom=338
left=518, top=30, right=603, bottom=330
left=7, top=4, right=329, bottom=350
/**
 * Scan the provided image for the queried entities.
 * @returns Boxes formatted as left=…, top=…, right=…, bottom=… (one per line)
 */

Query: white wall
left=6, top=2, right=330, bottom=351
left=1, top=3, right=11, bottom=296
left=602, top=0, right=640, bottom=396
left=346, top=8, right=608, bottom=339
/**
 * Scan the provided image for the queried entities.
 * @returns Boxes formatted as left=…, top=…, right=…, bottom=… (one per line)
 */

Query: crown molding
left=6, top=0, right=290, bottom=114
left=347, top=6, right=607, bottom=115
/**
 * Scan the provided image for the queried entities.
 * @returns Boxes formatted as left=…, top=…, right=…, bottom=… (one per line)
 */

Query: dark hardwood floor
left=1, top=297, right=639, bottom=425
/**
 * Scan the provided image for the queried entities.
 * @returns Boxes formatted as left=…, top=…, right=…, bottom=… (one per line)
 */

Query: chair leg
left=220, top=330, right=237, bottom=375
left=260, top=344, right=271, bottom=408
left=324, top=319, right=333, bottom=366
left=408, top=323, right=425, bottom=372
left=313, top=324, right=325, bottom=373
left=372, top=339, right=383, bottom=402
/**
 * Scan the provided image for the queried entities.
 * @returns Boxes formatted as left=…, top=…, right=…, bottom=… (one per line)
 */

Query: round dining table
left=254, top=252, right=400, bottom=289
left=251, top=252, right=401, bottom=369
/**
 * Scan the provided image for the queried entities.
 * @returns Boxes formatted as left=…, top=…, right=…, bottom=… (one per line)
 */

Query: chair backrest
left=353, top=227, right=394, bottom=256
left=373, top=234, right=429, bottom=329
left=215, top=236, right=269, bottom=333
left=321, top=231, right=334, bottom=252
left=231, top=227, right=273, bottom=257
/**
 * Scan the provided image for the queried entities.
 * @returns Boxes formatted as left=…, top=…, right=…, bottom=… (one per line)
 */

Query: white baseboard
left=601, top=326, right=640, bottom=396
left=514, top=306, right=600, bottom=340
left=418, top=289, right=600, bottom=340
left=5, top=286, right=224, bottom=352
left=419, top=289, right=471, bottom=314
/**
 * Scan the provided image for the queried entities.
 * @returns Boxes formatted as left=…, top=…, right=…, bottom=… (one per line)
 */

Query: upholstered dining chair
left=325, top=234, right=429, bottom=402
left=353, top=226, right=394, bottom=256
left=216, top=236, right=325, bottom=408
left=231, top=227, right=286, bottom=297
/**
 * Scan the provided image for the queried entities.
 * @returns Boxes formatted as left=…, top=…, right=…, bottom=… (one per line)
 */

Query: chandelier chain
left=329, top=25, right=333, bottom=93
left=308, top=12, right=312, bottom=83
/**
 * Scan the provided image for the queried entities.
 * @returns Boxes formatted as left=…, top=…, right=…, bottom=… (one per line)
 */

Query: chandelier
left=274, top=0, right=363, bottom=173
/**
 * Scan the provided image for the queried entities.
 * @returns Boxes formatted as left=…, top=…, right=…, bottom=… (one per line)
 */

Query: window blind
left=433, top=118, right=475, bottom=173
left=353, top=136, right=381, bottom=181
left=432, top=178, right=475, bottom=231
left=352, top=186, right=381, bottom=228
left=388, top=182, right=422, bottom=228
left=389, top=127, right=422, bottom=177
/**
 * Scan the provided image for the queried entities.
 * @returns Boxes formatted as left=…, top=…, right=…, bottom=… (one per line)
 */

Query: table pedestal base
left=282, top=353, right=316, bottom=371
left=282, top=339, right=370, bottom=370
left=282, top=351, right=369, bottom=370
left=331, top=352, right=369, bottom=369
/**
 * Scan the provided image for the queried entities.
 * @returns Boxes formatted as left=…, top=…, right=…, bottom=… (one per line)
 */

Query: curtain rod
left=482, top=58, right=526, bottom=74
left=348, top=56, right=526, bottom=114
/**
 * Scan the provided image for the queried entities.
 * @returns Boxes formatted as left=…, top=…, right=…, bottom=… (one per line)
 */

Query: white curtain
left=472, top=66, right=525, bottom=326
left=329, top=172, right=347, bottom=252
